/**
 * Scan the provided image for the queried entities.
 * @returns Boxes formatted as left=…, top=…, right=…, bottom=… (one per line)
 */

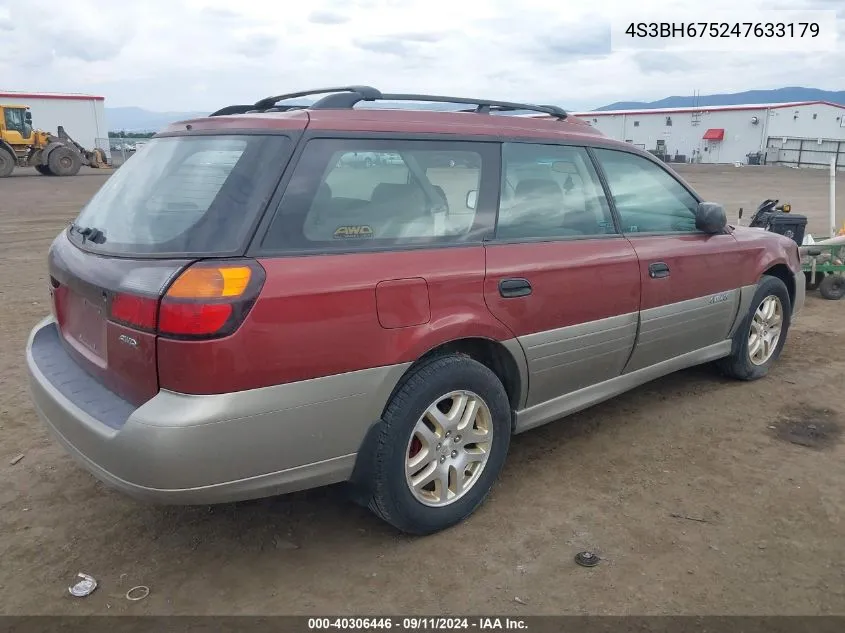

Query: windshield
left=70, top=134, right=291, bottom=257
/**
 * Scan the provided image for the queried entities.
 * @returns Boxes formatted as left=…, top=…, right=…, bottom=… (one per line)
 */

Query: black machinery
left=739, top=199, right=808, bottom=246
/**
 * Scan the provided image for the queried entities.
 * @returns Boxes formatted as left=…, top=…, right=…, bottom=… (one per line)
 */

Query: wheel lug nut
left=436, top=443, right=442, bottom=450
left=454, top=435, right=461, bottom=443
left=451, top=450, right=458, bottom=458
left=439, top=455, right=446, bottom=463
left=445, top=431, right=451, bottom=438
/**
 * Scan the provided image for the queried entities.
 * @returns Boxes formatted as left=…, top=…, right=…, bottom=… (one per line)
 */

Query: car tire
left=819, top=274, right=845, bottom=301
left=366, top=355, right=511, bottom=535
left=47, top=147, right=82, bottom=176
left=717, top=275, right=791, bottom=381
left=0, top=149, right=14, bottom=177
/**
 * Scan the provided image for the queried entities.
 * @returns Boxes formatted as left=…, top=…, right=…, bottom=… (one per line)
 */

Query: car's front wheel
left=366, top=355, right=511, bottom=535
left=718, top=275, right=791, bottom=381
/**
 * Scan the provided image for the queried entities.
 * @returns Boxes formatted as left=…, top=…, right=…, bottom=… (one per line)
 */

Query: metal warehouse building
left=0, top=91, right=107, bottom=156
left=571, top=101, right=845, bottom=169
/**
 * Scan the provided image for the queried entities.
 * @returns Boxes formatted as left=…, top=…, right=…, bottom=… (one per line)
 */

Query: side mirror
left=25, top=111, right=33, bottom=122
left=695, top=202, right=727, bottom=234
left=466, top=190, right=478, bottom=210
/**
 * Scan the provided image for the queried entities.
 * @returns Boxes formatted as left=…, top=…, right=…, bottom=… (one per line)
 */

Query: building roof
left=570, top=100, right=845, bottom=117
left=0, top=91, right=105, bottom=102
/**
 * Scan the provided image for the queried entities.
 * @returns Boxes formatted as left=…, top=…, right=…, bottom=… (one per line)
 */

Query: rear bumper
left=26, top=317, right=409, bottom=505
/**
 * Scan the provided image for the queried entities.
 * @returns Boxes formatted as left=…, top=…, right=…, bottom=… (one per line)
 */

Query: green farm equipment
left=803, top=243, right=845, bottom=301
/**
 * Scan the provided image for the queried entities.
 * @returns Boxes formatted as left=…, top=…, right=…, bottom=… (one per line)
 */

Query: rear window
left=69, top=135, right=291, bottom=256
left=260, top=138, right=494, bottom=252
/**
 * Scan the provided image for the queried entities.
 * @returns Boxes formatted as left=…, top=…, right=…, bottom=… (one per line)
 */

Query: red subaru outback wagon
left=26, top=87, right=805, bottom=534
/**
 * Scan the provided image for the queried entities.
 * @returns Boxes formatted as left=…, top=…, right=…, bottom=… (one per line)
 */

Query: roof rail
left=209, top=86, right=567, bottom=120
left=380, top=94, right=567, bottom=119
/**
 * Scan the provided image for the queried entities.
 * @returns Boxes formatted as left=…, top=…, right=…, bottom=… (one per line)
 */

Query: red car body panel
left=157, top=247, right=515, bottom=395
left=625, top=233, right=745, bottom=309
left=483, top=239, right=641, bottom=335
left=730, top=226, right=802, bottom=285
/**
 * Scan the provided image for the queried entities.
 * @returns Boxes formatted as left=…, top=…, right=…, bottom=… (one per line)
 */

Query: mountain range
left=106, top=87, right=845, bottom=132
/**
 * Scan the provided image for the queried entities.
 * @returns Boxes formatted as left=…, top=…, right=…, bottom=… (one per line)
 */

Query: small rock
left=758, top=543, right=767, bottom=550
left=687, top=570, right=694, bottom=574
left=273, top=535, right=299, bottom=550
left=514, top=596, right=527, bottom=605
left=10, top=454, right=24, bottom=465
left=516, top=565, right=526, bottom=575
left=709, top=545, right=720, bottom=551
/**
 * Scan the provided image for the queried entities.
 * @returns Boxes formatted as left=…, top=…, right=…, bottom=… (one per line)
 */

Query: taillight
left=107, top=260, right=265, bottom=339
left=110, top=293, right=158, bottom=331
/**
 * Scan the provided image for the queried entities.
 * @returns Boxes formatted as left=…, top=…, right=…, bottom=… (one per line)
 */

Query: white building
left=0, top=91, right=108, bottom=155
left=569, top=100, right=845, bottom=169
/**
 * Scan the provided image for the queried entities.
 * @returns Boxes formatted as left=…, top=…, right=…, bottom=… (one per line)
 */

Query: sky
left=0, top=0, right=842, bottom=113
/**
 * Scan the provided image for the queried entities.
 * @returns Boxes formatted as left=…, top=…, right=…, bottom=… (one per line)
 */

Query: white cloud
left=0, top=0, right=839, bottom=112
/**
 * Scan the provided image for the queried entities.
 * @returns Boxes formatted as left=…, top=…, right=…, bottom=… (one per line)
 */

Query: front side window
left=261, top=139, right=489, bottom=251
left=496, top=143, right=616, bottom=240
left=593, top=148, right=699, bottom=234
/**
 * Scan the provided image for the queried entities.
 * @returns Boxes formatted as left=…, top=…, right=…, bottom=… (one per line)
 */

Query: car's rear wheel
left=717, top=275, right=791, bottom=381
left=366, top=355, right=511, bottom=535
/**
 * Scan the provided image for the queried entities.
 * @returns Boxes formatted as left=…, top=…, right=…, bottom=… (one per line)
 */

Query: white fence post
left=831, top=156, right=837, bottom=238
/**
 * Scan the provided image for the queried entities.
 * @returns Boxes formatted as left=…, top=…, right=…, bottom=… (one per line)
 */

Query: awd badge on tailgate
left=118, top=334, right=138, bottom=348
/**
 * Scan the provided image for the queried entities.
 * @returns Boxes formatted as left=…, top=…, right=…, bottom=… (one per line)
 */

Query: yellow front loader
left=0, top=104, right=107, bottom=177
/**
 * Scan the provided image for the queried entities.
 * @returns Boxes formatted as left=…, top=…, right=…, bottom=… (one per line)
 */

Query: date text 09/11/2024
left=624, top=22, right=821, bottom=39
left=307, top=617, right=528, bottom=630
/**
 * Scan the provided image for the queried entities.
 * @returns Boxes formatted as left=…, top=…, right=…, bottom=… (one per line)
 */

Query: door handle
left=499, top=278, right=532, bottom=298
left=648, top=262, right=670, bottom=279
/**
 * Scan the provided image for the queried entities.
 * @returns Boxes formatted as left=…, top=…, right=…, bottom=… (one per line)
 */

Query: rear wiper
left=70, top=223, right=106, bottom=244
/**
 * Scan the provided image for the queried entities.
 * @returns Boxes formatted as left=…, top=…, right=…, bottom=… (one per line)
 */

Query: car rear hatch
left=47, top=132, right=293, bottom=408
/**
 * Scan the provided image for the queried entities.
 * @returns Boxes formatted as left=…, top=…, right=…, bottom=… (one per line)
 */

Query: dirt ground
left=1, top=166, right=844, bottom=616
left=672, top=163, right=845, bottom=236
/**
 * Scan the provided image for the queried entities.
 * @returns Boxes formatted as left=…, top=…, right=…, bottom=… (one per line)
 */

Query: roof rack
left=209, top=86, right=567, bottom=120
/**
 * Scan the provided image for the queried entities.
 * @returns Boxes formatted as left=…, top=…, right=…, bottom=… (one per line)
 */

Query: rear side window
left=593, top=148, right=699, bottom=234
left=498, top=143, right=616, bottom=239
left=260, top=139, right=493, bottom=252
left=70, top=135, right=291, bottom=256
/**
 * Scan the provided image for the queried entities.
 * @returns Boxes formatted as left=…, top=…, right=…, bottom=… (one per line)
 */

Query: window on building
left=813, top=113, right=818, bottom=120
left=495, top=143, right=616, bottom=240
left=633, top=121, right=640, bottom=127
left=593, top=148, right=699, bottom=234
left=665, top=116, right=673, bottom=126
left=261, top=139, right=489, bottom=251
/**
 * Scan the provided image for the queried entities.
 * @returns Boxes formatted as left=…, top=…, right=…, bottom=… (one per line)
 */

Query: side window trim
left=250, top=133, right=500, bottom=256
left=489, top=141, right=619, bottom=243
left=588, top=146, right=705, bottom=237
